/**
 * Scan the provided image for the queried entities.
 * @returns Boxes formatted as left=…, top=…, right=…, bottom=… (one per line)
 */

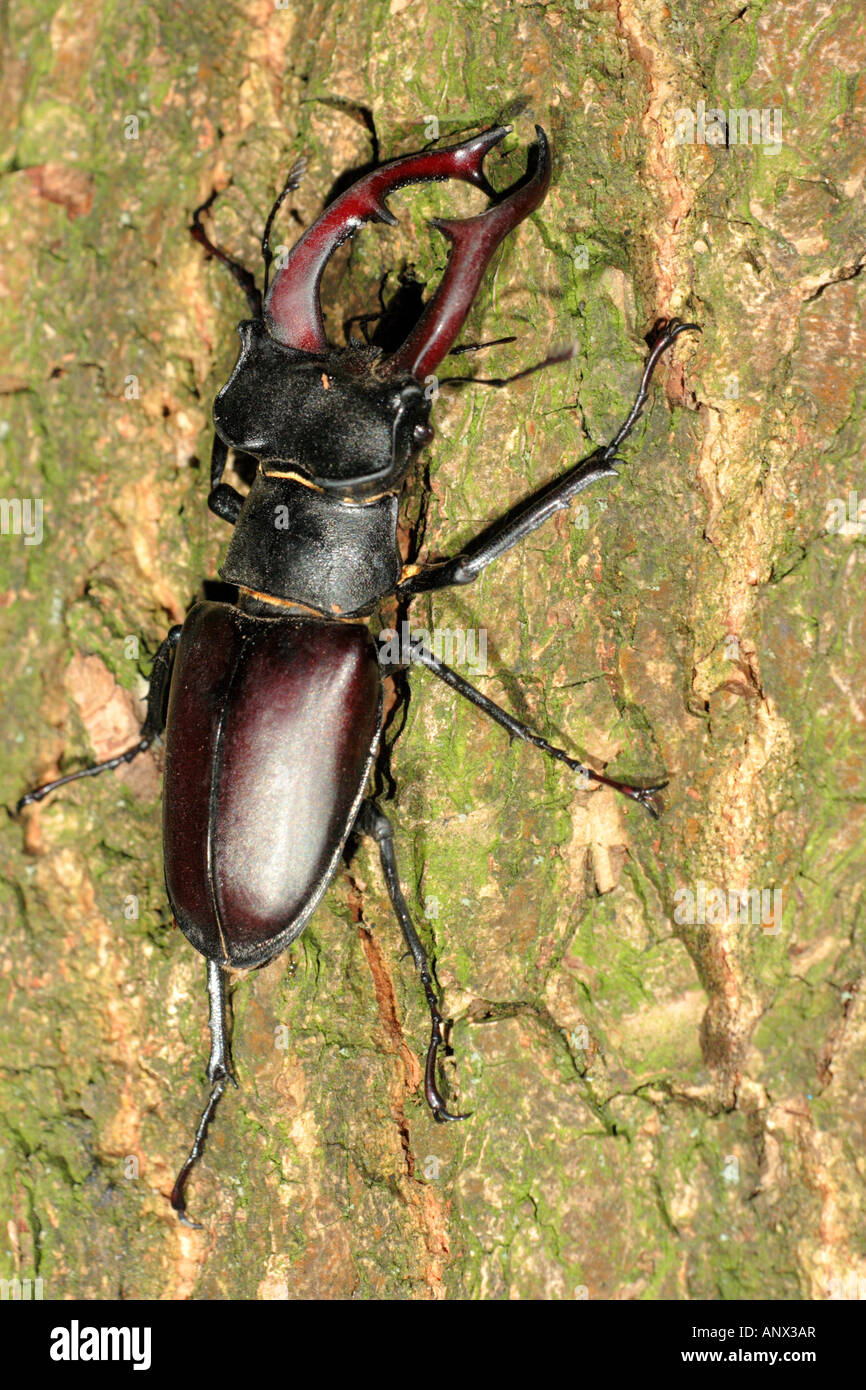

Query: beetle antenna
left=191, top=189, right=263, bottom=319
left=448, top=335, right=517, bottom=356
left=170, top=960, right=236, bottom=1226
left=261, top=157, right=308, bottom=300
left=437, top=342, right=576, bottom=388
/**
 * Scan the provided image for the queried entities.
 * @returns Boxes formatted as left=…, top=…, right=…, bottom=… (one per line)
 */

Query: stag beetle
left=18, top=123, right=697, bottom=1223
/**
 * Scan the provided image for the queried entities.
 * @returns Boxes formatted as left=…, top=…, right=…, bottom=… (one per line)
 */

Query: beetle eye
left=413, top=423, right=434, bottom=446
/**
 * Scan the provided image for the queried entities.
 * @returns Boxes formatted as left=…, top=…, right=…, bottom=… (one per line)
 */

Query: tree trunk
left=1, top=0, right=864, bottom=1300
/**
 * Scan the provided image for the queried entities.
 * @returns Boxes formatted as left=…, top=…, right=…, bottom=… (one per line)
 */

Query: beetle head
left=214, top=322, right=433, bottom=498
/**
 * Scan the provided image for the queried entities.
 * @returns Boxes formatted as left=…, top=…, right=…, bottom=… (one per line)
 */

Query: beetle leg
left=170, top=959, right=236, bottom=1226
left=207, top=435, right=245, bottom=525
left=401, top=450, right=618, bottom=597
left=604, top=318, right=701, bottom=457
left=356, top=799, right=469, bottom=1123
left=16, top=625, right=182, bottom=813
left=407, top=639, right=666, bottom=819
left=399, top=320, right=700, bottom=598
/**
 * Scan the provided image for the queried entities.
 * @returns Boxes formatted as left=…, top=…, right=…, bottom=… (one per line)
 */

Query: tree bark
left=1, top=0, right=864, bottom=1299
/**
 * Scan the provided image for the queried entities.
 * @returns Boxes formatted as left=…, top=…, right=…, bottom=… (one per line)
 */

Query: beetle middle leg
left=406, top=640, right=665, bottom=817
left=356, top=799, right=467, bottom=1123
left=390, top=324, right=700, bottom=820
left=206, top=434, right=245, bottom=525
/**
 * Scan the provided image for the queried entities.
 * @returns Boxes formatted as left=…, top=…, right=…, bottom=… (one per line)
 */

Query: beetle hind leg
left=357, top=800, right=469, bottom=1123
left=170, top=959, right=237, bottom=1227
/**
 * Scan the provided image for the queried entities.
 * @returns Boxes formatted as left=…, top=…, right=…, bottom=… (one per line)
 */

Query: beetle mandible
left=18, top=124, right=697, bottom=1223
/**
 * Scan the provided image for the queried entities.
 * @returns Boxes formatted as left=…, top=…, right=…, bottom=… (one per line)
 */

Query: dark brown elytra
left=18, top=122, right=698, bottom=1224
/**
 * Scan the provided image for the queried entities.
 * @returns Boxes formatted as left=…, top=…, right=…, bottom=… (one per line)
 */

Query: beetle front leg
left=16, top=625, right=182, bottom=812
left=170, top=958, right=237, bottom=1227
left=400, top=449, right=617, bottom=595
left=356, top=799, right=468, bottom=1123
left=399, top=319, right=699, bottom=598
